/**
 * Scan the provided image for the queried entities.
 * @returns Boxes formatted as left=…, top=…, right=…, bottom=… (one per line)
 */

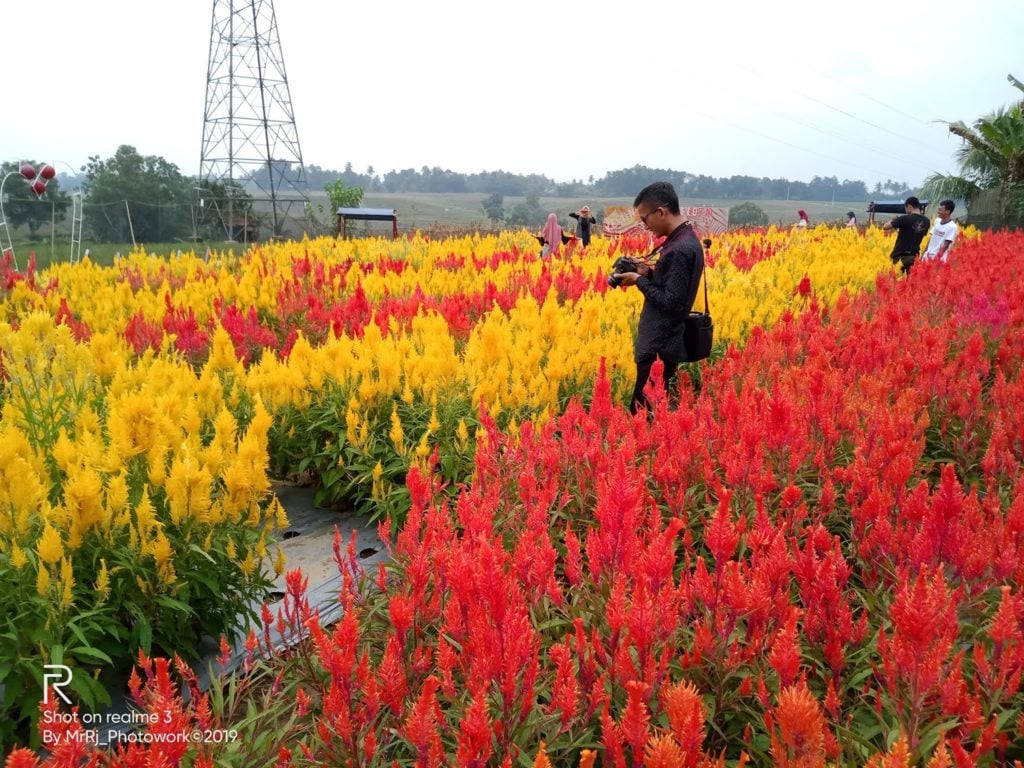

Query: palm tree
left=921, top=74, right=1024, bottom=226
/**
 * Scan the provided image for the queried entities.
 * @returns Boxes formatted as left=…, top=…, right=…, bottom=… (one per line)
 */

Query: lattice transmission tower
left=200, top=0, right=308, bottom=238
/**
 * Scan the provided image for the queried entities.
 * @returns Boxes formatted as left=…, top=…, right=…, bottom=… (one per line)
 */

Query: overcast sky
left=2, top=0, right=1022, bottom=188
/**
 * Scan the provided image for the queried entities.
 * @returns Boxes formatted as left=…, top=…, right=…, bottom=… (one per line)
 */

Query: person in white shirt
left=846, top=211, right=858, bottom=228
left=923, top=199, right=959, bottom=262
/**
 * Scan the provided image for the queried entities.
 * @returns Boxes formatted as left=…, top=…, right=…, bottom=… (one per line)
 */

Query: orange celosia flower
left=644, top=734, right=686, bottom=768
left=531, top=742, right=552, bottom=768
left=924, top=739, right=952, bottom=768
left=864, top=733, right=911, bottom=768
left=662, top=679, right=706, bottom=764
left=770, top=682, right=827, bottom=768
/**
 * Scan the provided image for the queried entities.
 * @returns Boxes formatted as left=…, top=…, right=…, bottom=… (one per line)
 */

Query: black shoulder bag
left=683, top=264, right=713, bottom=362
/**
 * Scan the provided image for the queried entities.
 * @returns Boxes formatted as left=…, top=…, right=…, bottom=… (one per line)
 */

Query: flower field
left=4, top=225, right=1024, bottom=766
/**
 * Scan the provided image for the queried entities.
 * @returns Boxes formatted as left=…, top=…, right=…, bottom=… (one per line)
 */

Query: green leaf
left=68, top=646, right=113, bottom=665
left=188, top=543, right=218, bottom=564
left=66, top=622, right=91, bottom=649
left=155, top=595, right=195, bottom=615
left=134, top=620, right=153, bottom=655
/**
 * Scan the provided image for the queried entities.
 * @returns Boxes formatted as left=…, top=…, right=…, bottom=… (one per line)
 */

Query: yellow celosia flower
left=151, top=530, right=173, bottom=567
left=345, top=399, right=361, bottom=446
left=274, top=547, right=286, bottom=576
left=60, top=557, right=75, bottom=609
left=165, top=451, right=214, bottom=525
left=63, top=466, right=106, bottom=533
left=52, top=429, right=77, bottom=473
left=240, top=549, right=256, bottom=576
left=37, top=523, right=64, bottom=565
left=107, top=393, right=162, bottom=457
left=10, top=543, right=28, bottom=570
left=105, top=473, right=129, bottom=522
left=134, top=489, right=156, bottom=541
left=270, top=496, right=289, bottom=531
left=206, top=327, right=241, bottom=372
left=389, top=405, right=405, bottom=453
left=37, top=564, right=50, bottom=596
left=95, top=558, right=110, bottom=601
left=147, top=443, right=170, bottom=488
left=371, top=460, right=385, bottom=501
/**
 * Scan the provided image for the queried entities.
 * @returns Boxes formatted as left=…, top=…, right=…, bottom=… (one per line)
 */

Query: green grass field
left=346, top=192, right=856, bottom=229
left=5, top=193, right=862, bottom=270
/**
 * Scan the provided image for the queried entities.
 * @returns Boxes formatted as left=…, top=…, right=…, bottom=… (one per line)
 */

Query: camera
left=607, top=256, right=639, bottom=287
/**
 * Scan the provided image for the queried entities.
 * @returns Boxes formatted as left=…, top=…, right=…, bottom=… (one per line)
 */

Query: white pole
left=124, top=199, right=137, bottom=248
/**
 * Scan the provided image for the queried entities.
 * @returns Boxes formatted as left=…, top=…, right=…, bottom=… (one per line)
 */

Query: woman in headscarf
left=796, top=209, right=809, bottom=229
left=539, top=212, right=564, bottom=257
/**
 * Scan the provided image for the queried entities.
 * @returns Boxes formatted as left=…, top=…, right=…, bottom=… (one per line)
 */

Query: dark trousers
left=630, top=356, right=679, bottom=415
left=893, top=252, right=916, bottom=275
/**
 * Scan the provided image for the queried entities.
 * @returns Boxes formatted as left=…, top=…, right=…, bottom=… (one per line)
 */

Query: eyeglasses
left=638, top=207, right=663, bottom=225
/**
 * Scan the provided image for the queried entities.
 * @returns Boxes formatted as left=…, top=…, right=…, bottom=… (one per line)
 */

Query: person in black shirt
left=569, top=206, right=597, bottom=247
left=882, top=196, right=930, bottom=274
left=613, top=182, right=704, bottom=414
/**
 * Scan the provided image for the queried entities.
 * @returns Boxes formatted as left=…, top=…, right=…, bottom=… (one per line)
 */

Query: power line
left=745, top=98, right=942, bottom=175
left=703, top=114, right=896, bottom=181
left=733, top=62, right=954, bottom=158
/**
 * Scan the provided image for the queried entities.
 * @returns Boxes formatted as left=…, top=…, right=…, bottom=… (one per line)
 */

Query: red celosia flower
left=456, top=690, right=493, bottom=767
left=378, top=637, right=408, bottom=713
left=601, top=702, right=627, bottom=768
left=768, top=608, right=803, bottom=688
left=401, top=677, right=443, bottom=765
left=548, top=642, right=580, bottom=730
left=563, top=524, right=584, bottom=586
left=4, top=749, right=39, bottom=768
left=704, top=490, right=740, bottom=566
left=620, top=680, right=650, bottom=761
left=795, top=274, right=812, bottom=298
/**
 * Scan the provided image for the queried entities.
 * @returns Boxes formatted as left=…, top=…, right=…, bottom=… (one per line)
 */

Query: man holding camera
left=613, top=181, right=705, bottom=414
left=882, top=196, right=930, bottom=274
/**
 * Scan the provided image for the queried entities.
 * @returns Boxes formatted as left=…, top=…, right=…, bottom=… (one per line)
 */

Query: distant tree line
left=303, top=162, right=913, bottom=202
left=6, top=146, right=917, bottom=245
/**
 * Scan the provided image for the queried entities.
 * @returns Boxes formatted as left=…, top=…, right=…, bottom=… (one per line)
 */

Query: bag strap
left=644, top=231, right=709, bottom=314
left=692, top=249, right=708, bottom=315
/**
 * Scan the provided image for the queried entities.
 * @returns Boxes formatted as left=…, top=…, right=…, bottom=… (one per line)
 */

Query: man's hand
left=617, top=272, right=641, bottom=286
